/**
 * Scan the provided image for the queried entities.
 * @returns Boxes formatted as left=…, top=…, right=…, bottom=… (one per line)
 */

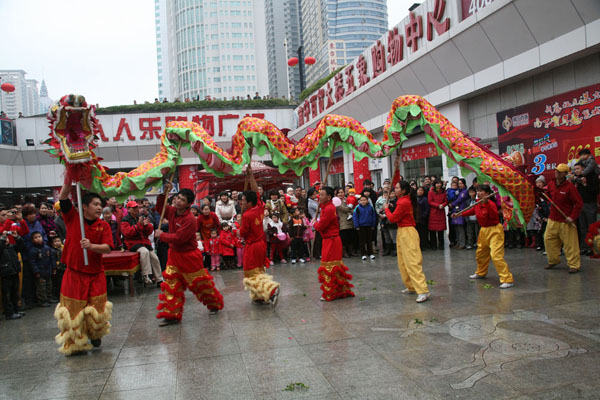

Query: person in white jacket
left=215, top=191, right=236, bottom=225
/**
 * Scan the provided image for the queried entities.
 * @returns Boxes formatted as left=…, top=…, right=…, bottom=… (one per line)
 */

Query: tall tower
left=301, top=0, right=388, bottom=87
left=264, top=0, right=302, bottom=100
left=155, top=0, right=269, bottom=101
left=39, top=80, right=54, bottom=114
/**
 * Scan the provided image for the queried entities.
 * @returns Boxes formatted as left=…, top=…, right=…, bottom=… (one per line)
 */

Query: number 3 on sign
left=469, top=0, right=493, bottom=14
left=531, top=154, right=546, bottom=175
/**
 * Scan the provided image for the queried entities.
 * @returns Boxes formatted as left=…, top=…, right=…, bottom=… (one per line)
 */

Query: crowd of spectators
left=1, top=147, right=598, bottom=320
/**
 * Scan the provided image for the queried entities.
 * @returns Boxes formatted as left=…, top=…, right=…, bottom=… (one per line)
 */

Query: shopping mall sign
left=497, top=83, right=600, bottom=175
left=94, top=111, right=267, bottom=142
left=296, top=0, right=452, bottom=127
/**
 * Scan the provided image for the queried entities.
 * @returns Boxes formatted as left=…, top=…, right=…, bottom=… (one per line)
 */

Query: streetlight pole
left=297, top=45, right=305, bottom=92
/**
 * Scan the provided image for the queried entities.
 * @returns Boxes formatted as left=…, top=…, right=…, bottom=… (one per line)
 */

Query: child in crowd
left=49, top=233, right=65, bottom=302
left=233, top=214, right=244, bottom=268
left=267, top=214, right=287, bottom=265
left=219, top=222, right=236, bottom=269
left=534, top=176, right=550, bottom=252
left=465, top=187, right=480, bottom=249
left=288, top=208, right=306, bottom=264
left=28, top=231, right=55, bottom=307
left=353, top=195, right=377, bottom=260
left=207, top=229, right=221, bottom=271
left=301, top=210, right=313, bottom=261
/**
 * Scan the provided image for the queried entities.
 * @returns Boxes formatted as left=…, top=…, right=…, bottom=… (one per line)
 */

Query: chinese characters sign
left=296, top=0, right=451, bottom=127
left=401, top=143, right=438, bottom=162
left=497, top=83, right=600, bottom=176
left=95, top=111, right=267, bottom=142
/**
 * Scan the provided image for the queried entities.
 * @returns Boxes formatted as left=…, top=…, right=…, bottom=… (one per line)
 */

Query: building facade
left=264, top=0, right=303, bottom=100
left=301, top=0, right=388, bottom=87
left=155, top=0, right=270, bottom=102
left=292, top=0, right=600, bottom=191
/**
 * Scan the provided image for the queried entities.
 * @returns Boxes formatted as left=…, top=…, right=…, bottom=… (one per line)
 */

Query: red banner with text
left=497, top=83, right=600, bottom=177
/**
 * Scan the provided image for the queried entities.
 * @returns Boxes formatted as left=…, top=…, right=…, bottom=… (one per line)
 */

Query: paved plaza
left=0, top=247, right=599, bottom=399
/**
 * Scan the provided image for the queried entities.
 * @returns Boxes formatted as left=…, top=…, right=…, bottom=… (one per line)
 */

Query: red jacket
left=546, top=178, right=583, bottom=222
left=120, top=214, right=153, bottom=250
left=219, top=229, right=236, bottom=256
left=385, top=196, right=416, bottom=227
left=156, top=195, right=197, bottom=253
left=461, top=200, right=500, bottom=227
left=428, top=189, right=448, bottom=231
left=206, top=237, right=221, bottom=255
left=197, top=212, right=220, bottom=241
left=314, top=200, right=339, bottom=238
left=240, top=200, right=266, bottom=245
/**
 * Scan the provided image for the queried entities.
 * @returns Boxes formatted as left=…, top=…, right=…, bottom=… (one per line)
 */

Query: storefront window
left=428, top=156, right=443, bottom=181
left=404, top=159, right=425, bottom=183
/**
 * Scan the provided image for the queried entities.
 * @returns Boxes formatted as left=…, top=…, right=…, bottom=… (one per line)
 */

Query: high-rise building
left=155, top=0, right=269, bottom=102
left=0, top=70, right=41, bottom=118
left=25, top=79, right=40, bottom=116
left=264, top=0, right=302, bottom=100
left=301, top=0, right=388, bottom=87
left=39, top=80, right=54, bottom=114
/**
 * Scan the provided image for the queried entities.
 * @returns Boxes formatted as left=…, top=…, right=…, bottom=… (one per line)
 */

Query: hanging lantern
left=287, top=57, right=299, bottom=67
left=1, top=83, right=15, bottom=93
left=304, top=56, right=316, bottom=65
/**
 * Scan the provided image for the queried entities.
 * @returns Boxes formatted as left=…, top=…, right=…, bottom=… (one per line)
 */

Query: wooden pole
left=541, top=192, right=577, bottom=228
left=244, top=144, right=254, bottom=192
left=452, top=191, right=498, bottom=218
left=159, top=141, right=182, bottom=227
left=75, top=182, right=88, bottom=266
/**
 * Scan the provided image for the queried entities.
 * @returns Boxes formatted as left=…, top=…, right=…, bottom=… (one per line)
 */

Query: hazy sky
left=0, top=0, right=415, bottom=108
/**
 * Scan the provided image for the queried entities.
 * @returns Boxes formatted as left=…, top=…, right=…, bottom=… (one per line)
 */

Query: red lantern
left=1, top=83, right=15, bottom=93
left=287, top=57, right=299, bottom=67
left=304, top=56, right=316, bottom=65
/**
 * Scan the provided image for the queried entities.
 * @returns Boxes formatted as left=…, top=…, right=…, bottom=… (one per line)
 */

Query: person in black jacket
left=0, top=229, right=25, bottom=319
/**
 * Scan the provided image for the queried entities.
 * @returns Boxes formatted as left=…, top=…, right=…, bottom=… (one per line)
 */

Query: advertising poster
left=497, top=83, right=600, bottom=178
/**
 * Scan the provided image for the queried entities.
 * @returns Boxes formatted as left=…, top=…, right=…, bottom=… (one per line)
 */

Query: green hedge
left=298, top=66, right=344, bottom=102
left=97, top=98, right=296, bottom=114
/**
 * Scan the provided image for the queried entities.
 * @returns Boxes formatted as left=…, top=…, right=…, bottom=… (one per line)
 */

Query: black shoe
left=40, top=302, right=51, bottom=307
left=159, top=318, right=180, bottom=327
left=5, top=313, right=21, bottom=320
left=17, top=311, right=26, bottom=316
left=91, top=338, right=101, bottom=347
left=49, top=298, right=60, bottom=304
left=209, top=309, right=219, bottom=315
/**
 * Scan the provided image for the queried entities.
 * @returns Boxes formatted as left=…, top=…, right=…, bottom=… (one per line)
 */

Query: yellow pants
left=474, top=224, right=514, bottom=283
left=396, top=227, right=428, bottom=294
left=544, top=219, right=580, bottom=270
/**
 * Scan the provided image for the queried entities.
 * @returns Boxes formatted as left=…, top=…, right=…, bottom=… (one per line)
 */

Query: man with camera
left=121, top=201, right=163, bottom=286
left=571, top=161, right=598, bottom=255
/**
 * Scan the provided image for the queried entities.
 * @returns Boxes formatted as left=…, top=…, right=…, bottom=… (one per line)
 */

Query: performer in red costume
left=54, top=180, right=113, bottom=355
left=314, top=186, right=355, bottom=301
left=240, top=166, right=280, bottom=305
left=155, top=182, right=224, bottom=326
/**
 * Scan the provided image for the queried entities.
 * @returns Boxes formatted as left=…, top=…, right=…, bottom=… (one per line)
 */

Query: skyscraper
left=39, top=80, right=54, bottom=114
left=264, top=0, right=302, bottom=100
left=301, top=0, right=388, bottom=87
left=155, top=0, right=269, bottom=101
left=0, top=70, right=42, bottom=118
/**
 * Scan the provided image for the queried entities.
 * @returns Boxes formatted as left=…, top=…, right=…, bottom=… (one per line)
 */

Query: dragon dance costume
left=314, top=199, right=354, bottom=301
left=54, top=199, right=113, bottom=355
left=155, top=195, right=223, bottom=321
left=240, top=200, right=280, bottom=302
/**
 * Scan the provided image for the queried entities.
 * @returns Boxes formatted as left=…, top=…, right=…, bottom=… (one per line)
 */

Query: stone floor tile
left=103, top=362, right=177, bottom=393
left=242, top=346, right=315, bottom=372
left=248, top=366, right=334, bottom=399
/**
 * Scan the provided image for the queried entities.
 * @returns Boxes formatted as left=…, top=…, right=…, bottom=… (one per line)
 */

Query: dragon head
left=47, top=94, right=98, bottom=164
